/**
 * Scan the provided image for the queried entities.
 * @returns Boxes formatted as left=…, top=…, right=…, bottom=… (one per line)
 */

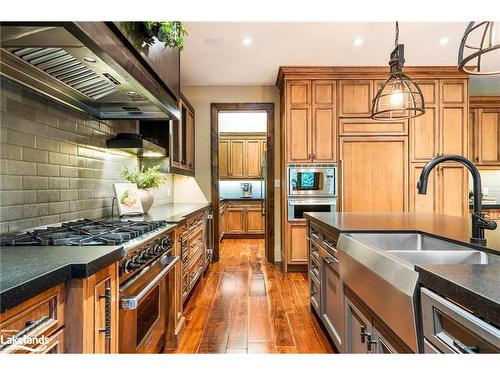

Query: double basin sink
left=347, top=232, right=499, bottom=266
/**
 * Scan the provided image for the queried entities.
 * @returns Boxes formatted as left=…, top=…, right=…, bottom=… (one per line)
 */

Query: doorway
left=211, top=103, right=274, bottom=263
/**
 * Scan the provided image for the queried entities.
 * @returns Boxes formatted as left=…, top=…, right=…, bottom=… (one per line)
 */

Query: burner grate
left=0, top=219, right=168, bottom=246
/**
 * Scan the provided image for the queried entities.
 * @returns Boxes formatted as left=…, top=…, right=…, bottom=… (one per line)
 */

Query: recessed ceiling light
left=439, top=37, right=449, bottom=45
left=82, top=56, right=97, bottom=63
left=241, top=37, right=253, bottom=46
left=352, top=37, right=364, bottom=46
left=126, top=91, right=138, bottom=97
left=204, top=37, right=226, bottom=47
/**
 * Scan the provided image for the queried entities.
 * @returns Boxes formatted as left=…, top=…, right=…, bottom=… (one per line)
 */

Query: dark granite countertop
left=0, top=245, right=123, bottom=313
left=416, top=264, right=500, bottom=327
left=141, top=202, right=211, bottom=224
left=305, top=212, right=500, bottom=326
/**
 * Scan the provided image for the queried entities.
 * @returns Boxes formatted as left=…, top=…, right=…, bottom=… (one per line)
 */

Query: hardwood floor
left=168, top=239, right=334, bottom=354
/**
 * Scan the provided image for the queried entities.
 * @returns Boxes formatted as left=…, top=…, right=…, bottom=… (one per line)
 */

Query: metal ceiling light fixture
left=458, top=21, right=500, bottom=75
left=371, top=22, right=425, bottom=121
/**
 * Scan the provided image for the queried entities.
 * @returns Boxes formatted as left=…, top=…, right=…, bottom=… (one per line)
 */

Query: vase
left=138, top=189, right=154, bottom=213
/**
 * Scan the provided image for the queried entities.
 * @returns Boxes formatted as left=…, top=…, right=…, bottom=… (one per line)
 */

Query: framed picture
left=113, top=183, right=144, bottom=216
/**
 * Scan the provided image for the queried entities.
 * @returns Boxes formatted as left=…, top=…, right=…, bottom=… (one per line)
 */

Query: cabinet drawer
left=339, top=118, right=408, bottom=136
left=0, top=284, right=64, bottom=354
left=309, top=272, right=321, bottom=315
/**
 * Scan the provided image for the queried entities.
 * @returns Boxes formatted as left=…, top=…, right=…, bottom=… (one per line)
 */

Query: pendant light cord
left=395, top=21, right=399, bottom=47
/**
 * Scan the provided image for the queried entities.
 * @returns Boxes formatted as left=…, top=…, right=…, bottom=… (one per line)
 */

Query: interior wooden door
left=229, top=140, right=245, bottom=178
left=477, top=110, right=500, bottom=165
left=219, top=139, right=230, bottom=178
left=438, top=164, right=469, bottom=217
left=288, top=223, right=308, bottom=263
left=312, top=81, right=337, bottom=162
left=226, top=207, right=245, bottom=233
left=409, top=163, right=437, bottom=213
left=340, top=136, right=408, bottom=212
left=338, top=80, right=374, bottom=117
left=245, top=140, right=261, bottom=178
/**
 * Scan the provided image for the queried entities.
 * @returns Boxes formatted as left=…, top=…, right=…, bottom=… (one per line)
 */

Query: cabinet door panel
left=340, top=118, right=407, bottom=136
left=246, top=207, right=264, bottom=234
left=441, top=107, right=467, bottom=156
left=245, top=140, right=261, bottom=178
left=344, top=296, right=371, bottom=354
left=340, top=137, right=408, bottom=212
left=226, top=208, right=245, bottom=233
left=287, top=107, right=311, bottom=162
left=440, top=81, right=466, bottom=104
left=313, top=108, right=336, bottom=161
left=409, top=164, right=437, bottom=213
left=314, top=81, right=335, bottom=105
left=288, top=81, right=310, bottom=105
left=339, top=80, right=373, bottom=117
left=185, top=110, right=195, bottom=171
left=219, top=140, right=229, bottom=178
left=410, top=107, right=438, bottom=161
left=230, top=140, right=245, bottom=178
left=288, top=223, right=307, bottom=263
left=439, top=165, right=468, bottom=217
left=479, top=111, right=500, bottom=164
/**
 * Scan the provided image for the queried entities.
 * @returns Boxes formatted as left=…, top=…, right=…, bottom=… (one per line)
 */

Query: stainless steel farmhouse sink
left=337, top=232, right=499, bottom=353
left=347, top=233, right=500, bottom=265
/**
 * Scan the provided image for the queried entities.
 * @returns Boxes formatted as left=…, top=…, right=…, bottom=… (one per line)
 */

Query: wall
left=181, top=85, right=281, bottom=260
left=0, top=78, right=173, bottom=233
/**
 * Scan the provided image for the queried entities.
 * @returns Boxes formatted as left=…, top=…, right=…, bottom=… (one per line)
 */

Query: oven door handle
left=120, top=256, right=179, bottom=310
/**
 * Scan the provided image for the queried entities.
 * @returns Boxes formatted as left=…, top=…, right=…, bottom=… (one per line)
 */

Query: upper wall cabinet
left=410, top=79, right=468, bottom=162
left=219, top=133, right=266, bottom=179
left=469, top=96, right=500, bottom=166
left=338, top=80, right=374, bottom=117
left=285, top=80, right=337, bottom=163
left=170, top=95, right=195, bottom=176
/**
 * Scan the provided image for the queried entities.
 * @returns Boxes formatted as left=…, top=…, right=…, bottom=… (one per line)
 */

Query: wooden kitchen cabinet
left=469, top=97, right=500, bottom=166
left=344, top=294, right=372, bottom=354
left=226, top=206, right=246, bottom=234
left=65, top=262, right=119, bottom=353
left=224, top=200, right=264, bottom=235
left=0, top=284, right=65, bottom=354
left=410, top=79, right=468, bottom=161
left=288, top=222, right=308, bottom=264
left=409, top=163, right=469, bottom=217
left=286, top=80, right=337, bottom=162
left=219, top=140, right=230, bottom=178
left=170, top=94, right=195, bottom=176
left=340, top=136, right=408, bottom=212
left=219, top=134, right=266, bottom=179
left=229, top=140, right=245, bottom=178
left=339, top=118, right=408, bottom=136
left=338, top=80, right=374, bottom=117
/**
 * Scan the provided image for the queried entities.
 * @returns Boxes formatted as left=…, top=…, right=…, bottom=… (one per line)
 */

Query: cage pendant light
left=371, top=22, right=425, bottom=121
left=458, top=21, right=500, bottom=75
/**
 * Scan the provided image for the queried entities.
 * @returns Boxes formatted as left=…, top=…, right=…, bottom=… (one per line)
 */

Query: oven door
left=288, top=168, right=326, bottom=196
left=288, top=199, right=337, bottom=221
left=119, top=255, right=179, bottom=353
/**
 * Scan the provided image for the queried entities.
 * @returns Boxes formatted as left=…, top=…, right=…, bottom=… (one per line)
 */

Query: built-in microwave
left=287, top=164, right=337, bottom=197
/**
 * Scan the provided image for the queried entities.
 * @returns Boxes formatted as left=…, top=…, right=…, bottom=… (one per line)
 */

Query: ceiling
left=180, top=22, right=500, bottom=93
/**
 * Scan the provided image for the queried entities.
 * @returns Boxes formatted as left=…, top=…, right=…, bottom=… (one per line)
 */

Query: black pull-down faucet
left=417, top=155, right=497, bottom=246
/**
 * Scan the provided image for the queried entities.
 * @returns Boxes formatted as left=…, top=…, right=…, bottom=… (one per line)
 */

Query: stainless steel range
left=0, top=218, right=179, bottom=353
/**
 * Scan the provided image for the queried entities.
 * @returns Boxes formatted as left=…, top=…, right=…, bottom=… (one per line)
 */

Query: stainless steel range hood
left=0, top=22, right=180, bottom=120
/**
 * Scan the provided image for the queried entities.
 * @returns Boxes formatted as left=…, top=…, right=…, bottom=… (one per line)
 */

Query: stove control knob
left=162, top=237, right=173, bottom=247
left=126, top=261, right=141, bottom=272
left=154, top=244, right=163, bottom=254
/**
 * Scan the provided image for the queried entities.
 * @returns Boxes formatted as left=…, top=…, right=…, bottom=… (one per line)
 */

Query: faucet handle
left=472, top=213, right=498, bottom=230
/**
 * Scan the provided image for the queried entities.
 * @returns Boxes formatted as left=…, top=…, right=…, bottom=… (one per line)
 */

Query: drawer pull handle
left=99, top=286, right=112, bottom=341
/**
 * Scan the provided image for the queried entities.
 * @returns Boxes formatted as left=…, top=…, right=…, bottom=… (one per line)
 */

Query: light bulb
left=390, top=90, right=404, bottom=106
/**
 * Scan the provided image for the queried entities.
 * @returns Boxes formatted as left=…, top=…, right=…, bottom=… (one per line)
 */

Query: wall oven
left=287, top=164, right=337, bottom=197
left=288, top=198, right=337, bottom=221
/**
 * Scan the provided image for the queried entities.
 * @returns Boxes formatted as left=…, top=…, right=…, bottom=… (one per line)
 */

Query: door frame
left=211, top=103, right=275, bottom=263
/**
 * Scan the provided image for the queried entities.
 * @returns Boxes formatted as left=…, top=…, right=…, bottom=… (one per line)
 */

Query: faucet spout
left=417, top=155, right=497, bottom=246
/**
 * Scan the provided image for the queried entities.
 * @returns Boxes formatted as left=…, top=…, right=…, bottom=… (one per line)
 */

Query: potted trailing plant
left=143, top=21, right=188, bottom=49
left=120, top=165, right=167, bottom=213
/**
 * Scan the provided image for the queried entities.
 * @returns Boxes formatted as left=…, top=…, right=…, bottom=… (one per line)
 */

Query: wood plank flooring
left=168, top=239, right=334, bottom=354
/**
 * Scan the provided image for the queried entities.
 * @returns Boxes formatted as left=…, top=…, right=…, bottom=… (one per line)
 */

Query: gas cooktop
left=0, top=219, right=170, bottom=246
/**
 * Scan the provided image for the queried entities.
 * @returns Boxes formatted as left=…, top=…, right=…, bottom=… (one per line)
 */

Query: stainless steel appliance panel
left=421, top=288, right=500, bottom=353
left=287, top=164, right=337, bottom=197
left=288, top=198, right=337, bottom=221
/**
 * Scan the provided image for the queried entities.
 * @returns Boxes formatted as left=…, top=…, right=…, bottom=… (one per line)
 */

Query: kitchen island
left=304, top=212, right=500, bottom=353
